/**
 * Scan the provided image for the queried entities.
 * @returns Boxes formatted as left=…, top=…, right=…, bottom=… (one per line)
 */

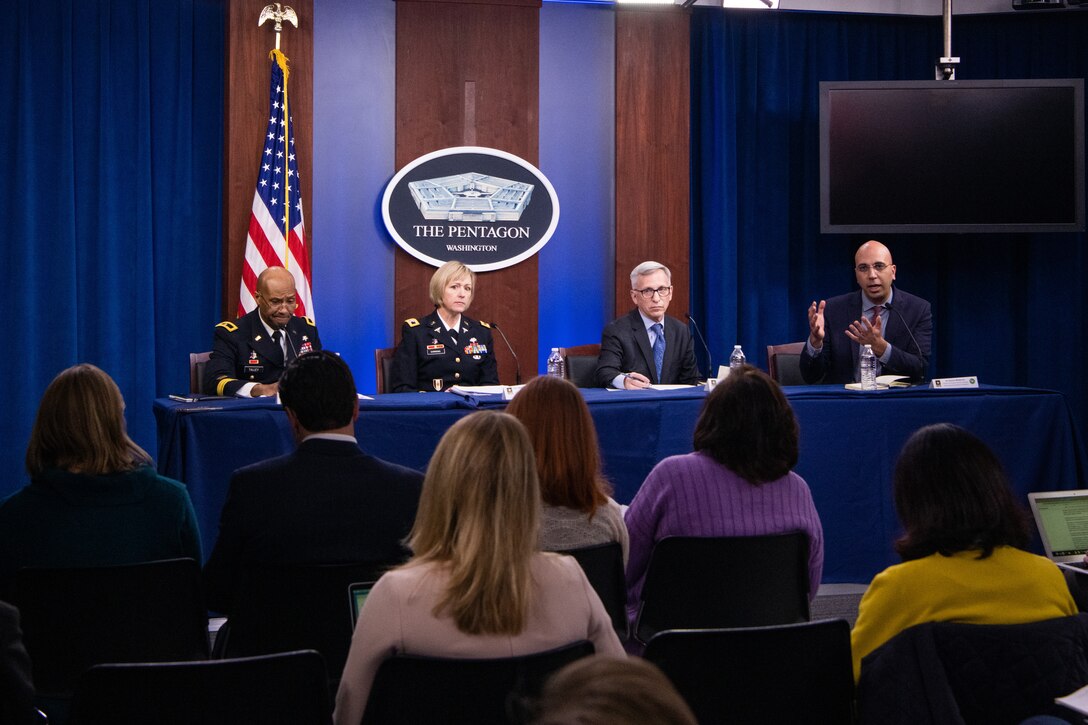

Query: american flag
left=238, top=49, right=314, bottom=318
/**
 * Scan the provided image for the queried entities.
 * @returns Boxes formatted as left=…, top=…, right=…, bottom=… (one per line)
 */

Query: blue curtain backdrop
left=0, top=1, right=224, bottom=500
left=691, top=9, right=1088, bottom=438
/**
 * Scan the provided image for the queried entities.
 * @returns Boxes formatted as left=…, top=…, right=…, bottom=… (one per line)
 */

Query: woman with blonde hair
left=333, top=411, right=624, bottom=724
left=506, top=375, right=629, bottom=563
left=389, top=260, right=499, bottom=392
left=0, top=364, right=201, bottom=597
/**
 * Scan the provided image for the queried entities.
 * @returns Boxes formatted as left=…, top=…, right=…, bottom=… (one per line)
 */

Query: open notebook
left=1028, top=490, right=1088, bottom=574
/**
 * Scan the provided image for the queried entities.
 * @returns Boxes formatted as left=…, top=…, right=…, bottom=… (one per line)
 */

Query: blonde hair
left=26, top=364, right=152, bottom=476
left=429, top=260, right=476, bottom=306
left=406, top=411, right=540, bottom=634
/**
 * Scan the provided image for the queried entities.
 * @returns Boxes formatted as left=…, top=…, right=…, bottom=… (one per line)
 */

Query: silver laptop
left=1028, top=490, right=1088, bottom=573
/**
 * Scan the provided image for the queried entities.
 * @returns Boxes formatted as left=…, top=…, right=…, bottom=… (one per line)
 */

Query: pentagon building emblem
left=383, top=146, right=560, bottom=272
left=408, top=173, right=534, bottom=222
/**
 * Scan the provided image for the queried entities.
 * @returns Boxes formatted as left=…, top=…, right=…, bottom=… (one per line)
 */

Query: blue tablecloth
left=154, top=384, right=1086, bottom=584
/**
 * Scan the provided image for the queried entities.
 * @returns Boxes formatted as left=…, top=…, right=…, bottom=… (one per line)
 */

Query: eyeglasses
left=262, top=296, right=297, bottom=309
left=855, top=263, right=890, bottom=274
left=635, top=286, right=673, bottom=299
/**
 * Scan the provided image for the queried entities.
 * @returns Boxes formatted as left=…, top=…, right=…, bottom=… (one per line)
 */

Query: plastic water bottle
left=860, top=344, right=877, bottom=390
left=729, top=345, right=746, bottom=370
left=546, top=347, right=565, bottom=379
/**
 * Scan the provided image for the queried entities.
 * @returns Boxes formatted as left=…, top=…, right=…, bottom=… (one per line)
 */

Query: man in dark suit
left=204, top=266, right=321, bottom=397
left=595, top=261, right=700, bottom=388
left=800, top=240, right=931, bottom=385
left=203, top=351, right=423, bottom=613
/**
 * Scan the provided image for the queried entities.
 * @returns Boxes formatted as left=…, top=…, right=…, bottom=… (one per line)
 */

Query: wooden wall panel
left=395, top=0, right=540, bottom=385
left=614, top=7, right=690, bottom=318
left=223, top=0, right=314, bottom=319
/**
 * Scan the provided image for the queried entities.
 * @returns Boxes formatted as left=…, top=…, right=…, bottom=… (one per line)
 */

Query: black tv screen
left=820, top=79, right=1085, bottom=234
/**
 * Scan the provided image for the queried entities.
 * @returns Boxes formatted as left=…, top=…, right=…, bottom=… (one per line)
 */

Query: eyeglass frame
left=854, top=262, right=890, bottom=274
left=633, top=286, right=673, bottom=300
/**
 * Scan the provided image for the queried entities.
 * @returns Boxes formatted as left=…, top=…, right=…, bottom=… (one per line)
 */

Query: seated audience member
left=203, top=351, right=423, bottom=613
left=595, top=261, right=700, bottom=389
left=851, top=423, right=1077, bottom=680
left=0, top=364, right=201, bottom=599
left=204, top=265, right=321, bottom=397
left=333, top=411, right=624, bottom=725
left=389, top=260, right=498, bottom=392
left=624, top=365, right=824, bottom=619
left=0, top=601, right=37, bottom=725
left=800, top=240, right=931, bottom=385
left=528, top=655, right=696, bottom=725
left=506, top=375, right=629, bottom=563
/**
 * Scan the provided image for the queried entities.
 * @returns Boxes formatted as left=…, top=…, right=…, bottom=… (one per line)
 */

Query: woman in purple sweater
left=624, top=364, right=824, bottom=618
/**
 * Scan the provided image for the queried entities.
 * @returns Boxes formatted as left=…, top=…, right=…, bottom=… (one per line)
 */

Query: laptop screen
left=348, top=581, right=374, bottom=628
left=1029, top=490, right=1088, bottom=560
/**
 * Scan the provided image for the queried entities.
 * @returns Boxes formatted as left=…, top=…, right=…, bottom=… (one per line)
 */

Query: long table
left=154, top=384, right=1086, bottom=584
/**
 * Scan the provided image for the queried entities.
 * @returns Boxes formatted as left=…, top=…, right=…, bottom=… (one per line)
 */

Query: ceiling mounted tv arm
left=936, top=0, right=961, bottom=80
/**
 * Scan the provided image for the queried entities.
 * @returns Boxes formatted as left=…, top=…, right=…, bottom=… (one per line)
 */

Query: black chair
left=189, top=351, right=212, bottom=394
left=559, top=542, right=628, bottom=641
left=633, top=534, right=810, bottom=644
left=361, top=639, right=595, bottom=724
left=374, top=347, right=397, bottom=394
left=559, top=344, right=601, bottom=388
left=644, top=619, right=855, bottom=725
left=213, top=561, right=394, bottom=695
left=69, top=649, right=331, bottom=725
left=766, top=342, right=806, bottom=386
left=858, top=614, right=1088, bottom=725
left=12, top=558, right=209, bottom=699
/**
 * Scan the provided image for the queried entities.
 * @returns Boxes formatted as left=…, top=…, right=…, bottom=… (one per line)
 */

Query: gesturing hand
left=807, top=300, right=826, bottom=348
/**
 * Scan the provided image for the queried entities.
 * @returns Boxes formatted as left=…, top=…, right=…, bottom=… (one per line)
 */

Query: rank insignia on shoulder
left=216, top=321, right=239, bottom=332
left=406, top=318, right=421, bottom=327
left=304, top=316, right=316, bottom=327
left=479, top=320, right=491, bottom=328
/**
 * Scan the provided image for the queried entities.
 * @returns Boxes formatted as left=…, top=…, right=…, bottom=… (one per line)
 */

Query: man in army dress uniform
left=204, top=266, right=322, bottom=397
left=389, top=261, right=498, bottom=392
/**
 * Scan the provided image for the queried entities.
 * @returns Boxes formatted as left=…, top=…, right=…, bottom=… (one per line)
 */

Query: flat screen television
left=820, top=79, right=1085, bottom=234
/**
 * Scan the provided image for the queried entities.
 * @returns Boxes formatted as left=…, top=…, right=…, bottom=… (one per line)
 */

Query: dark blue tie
left=651, top=323, right=665, bottom=382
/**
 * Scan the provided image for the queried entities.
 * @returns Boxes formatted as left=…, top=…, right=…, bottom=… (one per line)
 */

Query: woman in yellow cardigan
left=851, top=423, right=1077, bottom=680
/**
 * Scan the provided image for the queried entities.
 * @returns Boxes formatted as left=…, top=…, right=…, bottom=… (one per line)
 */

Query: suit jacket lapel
left=631, top=310, right=657, bottom=383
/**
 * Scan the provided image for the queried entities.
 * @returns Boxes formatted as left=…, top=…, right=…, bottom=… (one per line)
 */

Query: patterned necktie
left=651, top=323, right=665, bottom=382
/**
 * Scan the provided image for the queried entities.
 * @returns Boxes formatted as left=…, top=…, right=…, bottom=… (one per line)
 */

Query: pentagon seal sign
left=382, top=146, right=560, bottom=272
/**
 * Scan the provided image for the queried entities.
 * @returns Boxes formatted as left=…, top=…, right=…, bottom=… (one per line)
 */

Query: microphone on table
left=283, top=325, right=298, bottom=362
left=490, top=321, right=521, bottom=385
left=883, top=301, right=924, bottom=381
left=686, top=314, right=713, bottom=380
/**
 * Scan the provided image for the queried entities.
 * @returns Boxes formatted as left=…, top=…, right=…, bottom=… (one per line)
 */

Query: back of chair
left=634, top=534, right=810, bottom=644
left=645, top=619, right=855, bottom=725
left=12, top=558, right=209, bottom=698
left=216, top=561, right=394, bottom=693
left=559, top=344, right=601, bottom=388
left=561, top=543, right=628, bottom=640
left=189, top=351, right=212, bottom=394
left=69, top=649, right=331, bottom=725
left=858, top=614, right=1088, bottom=725
left=362, top=640, right=595, bottom=725
left=766, top=342, right=806, bottom=386
left=374, top=347, right=397, bottom=394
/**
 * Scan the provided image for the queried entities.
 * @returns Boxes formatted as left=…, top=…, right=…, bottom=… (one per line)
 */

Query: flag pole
left=258, top=3, right=299, bottom=267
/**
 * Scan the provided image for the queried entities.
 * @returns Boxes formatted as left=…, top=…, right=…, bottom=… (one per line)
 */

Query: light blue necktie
left=651, top=323, right=665, bottom=382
